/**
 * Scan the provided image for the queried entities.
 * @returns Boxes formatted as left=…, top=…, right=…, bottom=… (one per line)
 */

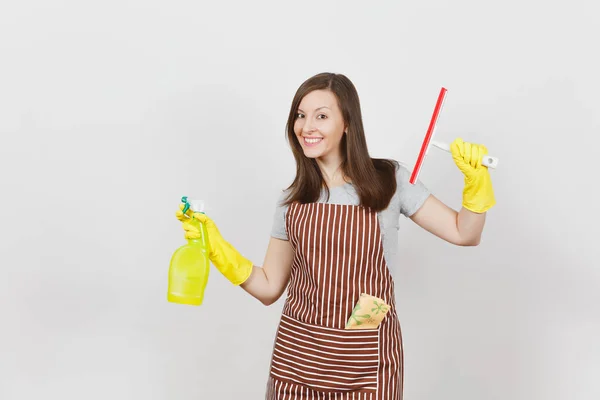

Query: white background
left=1, top=1, right=599, bottom=399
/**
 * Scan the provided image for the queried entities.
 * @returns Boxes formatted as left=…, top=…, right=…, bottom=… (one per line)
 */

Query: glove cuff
left=462, top=199, right=496, bottom=214
left=462, top=175, right=496, bottom=213
left=210, top=243, right=254, bottom=286
left=225, top=256, right=254, bottom=286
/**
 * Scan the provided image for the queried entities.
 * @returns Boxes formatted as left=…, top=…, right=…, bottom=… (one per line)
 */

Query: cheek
left=324, top=121, right=344, bottom=141
left=293, top=119, right=303, bottom=135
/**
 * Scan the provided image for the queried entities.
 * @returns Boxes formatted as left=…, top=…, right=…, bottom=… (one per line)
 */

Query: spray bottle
left=167, top=197, right=210, bottom=306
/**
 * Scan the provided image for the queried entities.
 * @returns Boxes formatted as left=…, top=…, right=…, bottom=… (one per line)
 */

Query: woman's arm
left=409, top=137, right=495, bottom=246
left=241, top=237, right=294, bottom=305
left=410, top=195, right=485, bottom=246
left=178, top=209, right=294, bottom=305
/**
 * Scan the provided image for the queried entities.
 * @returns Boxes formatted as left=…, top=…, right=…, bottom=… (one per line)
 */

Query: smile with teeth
left=303, top=137, right=323, bottom=147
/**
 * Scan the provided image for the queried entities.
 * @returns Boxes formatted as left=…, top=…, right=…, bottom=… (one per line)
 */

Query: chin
left=302, top=149, right=324, bottom=159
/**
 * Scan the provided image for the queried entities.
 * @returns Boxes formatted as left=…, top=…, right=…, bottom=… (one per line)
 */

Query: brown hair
left=282, top=72, right=398, bottom=212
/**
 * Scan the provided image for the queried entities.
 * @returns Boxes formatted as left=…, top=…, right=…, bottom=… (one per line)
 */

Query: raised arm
left=408, top=137, right=495, bottom=246
left=410, top=195, right=485, bottom=246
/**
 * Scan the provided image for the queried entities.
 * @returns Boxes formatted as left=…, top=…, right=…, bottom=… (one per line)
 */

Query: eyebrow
left=298, top=106, right=331, bottom=112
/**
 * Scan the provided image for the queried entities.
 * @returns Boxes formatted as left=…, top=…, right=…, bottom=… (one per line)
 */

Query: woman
left=176, top=72, right=495, bottom=399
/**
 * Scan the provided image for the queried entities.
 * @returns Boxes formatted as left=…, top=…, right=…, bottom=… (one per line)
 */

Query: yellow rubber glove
left=175, top=205, right=253, bottom=286
left=450, top=137, right=496, bottom=213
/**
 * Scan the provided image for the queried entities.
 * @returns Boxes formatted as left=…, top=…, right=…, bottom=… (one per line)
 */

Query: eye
left=317, top=114, right=327, bottom=119
left=296, top=112, right=305, bottom=119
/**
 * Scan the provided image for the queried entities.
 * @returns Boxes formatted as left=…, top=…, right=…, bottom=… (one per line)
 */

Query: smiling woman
left=294, top=91, right=346, bottom=170
left=176, top=72, right=497, bottom=399
left=283, top=73, right=400, bottom=212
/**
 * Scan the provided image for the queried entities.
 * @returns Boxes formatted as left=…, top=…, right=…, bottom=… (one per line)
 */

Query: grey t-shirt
left=270, top=163, right=431, bottom=276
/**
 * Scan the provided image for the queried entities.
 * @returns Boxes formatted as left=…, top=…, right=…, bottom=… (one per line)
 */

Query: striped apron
left=266, top=202, right=404, bottom=399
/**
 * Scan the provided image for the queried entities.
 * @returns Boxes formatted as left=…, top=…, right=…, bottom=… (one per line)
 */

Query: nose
left=302, top=118, right=317, bottom=135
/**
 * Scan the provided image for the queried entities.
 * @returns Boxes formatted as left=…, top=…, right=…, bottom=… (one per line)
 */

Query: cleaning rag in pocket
left=345, top=293, right=391, bottom=329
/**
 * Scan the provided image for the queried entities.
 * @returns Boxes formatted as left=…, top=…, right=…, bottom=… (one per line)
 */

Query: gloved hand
left=175, top=205, right=253, bottom=286
left=450, top=137, right=496, bottom=213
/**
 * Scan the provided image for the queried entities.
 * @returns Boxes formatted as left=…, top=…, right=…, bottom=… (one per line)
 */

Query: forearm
left=456, top=207, right=486, bottom=245
left=238, top=237, right=293, bottom=306
left=180, top=210, right=293, bottom=304
left=240, top=266, right=281, bottom=306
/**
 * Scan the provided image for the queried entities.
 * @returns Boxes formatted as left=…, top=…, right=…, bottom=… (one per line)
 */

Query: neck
left=316, top=152, right=347, bottom=188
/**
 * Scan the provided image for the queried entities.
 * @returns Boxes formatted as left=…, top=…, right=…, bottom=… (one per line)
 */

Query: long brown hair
left=282, top=72, right=397, bottom=212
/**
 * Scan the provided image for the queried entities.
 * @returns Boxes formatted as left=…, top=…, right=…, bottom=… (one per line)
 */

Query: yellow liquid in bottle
left=168, top=217, right=210, bottom=306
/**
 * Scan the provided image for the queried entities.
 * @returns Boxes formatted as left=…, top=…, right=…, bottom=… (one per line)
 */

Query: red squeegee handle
left=409, top=87, right=448, bottom=184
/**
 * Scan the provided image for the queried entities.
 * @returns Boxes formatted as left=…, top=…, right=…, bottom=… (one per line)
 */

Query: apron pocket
left=270, top=313, right=379, bottom=393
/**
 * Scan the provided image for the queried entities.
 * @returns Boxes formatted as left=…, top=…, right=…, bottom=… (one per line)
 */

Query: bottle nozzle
left=181, top=196, right=190, bottom=214
left=181, top=196, right=205, bottom=214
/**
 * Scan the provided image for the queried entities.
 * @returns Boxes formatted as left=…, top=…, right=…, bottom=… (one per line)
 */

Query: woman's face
left=294, top=90, right=346, bottom=161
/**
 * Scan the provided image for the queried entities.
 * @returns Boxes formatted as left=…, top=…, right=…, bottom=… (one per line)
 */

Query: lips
left=303, top=137, right=323, bottom=147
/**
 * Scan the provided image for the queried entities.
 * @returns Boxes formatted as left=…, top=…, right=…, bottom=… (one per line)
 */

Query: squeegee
left=409, top=87, right=499, bottom=184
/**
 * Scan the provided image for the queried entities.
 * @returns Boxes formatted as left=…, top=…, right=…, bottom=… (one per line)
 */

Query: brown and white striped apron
left=266, top=202, right=404, bottom=399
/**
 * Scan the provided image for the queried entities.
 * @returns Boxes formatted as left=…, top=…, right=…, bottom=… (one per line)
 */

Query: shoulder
left=274, top=188, right=292, bottom=210
left=276, top=189, right=290, bottom=207
left=270, top=188, right=292, bottom=240
left=389, top=160, right=431, bottom=217
left=393, top=161, right=413, bottom=185
left=373, top=158, right=411, bottom=187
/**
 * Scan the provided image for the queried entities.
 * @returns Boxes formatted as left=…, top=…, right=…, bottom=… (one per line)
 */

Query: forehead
left=299, top=90, right=339, bottom=110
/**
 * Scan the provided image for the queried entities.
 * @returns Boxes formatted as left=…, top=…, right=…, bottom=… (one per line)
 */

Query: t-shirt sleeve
left=270, top=190, right=290, bottom=240
left=395, top=163, right=431, bottom=217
